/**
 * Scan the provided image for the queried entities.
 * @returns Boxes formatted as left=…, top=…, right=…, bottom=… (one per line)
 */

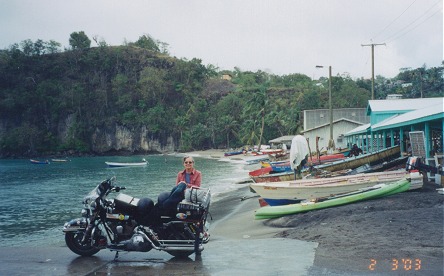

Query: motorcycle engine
left=123, top=233, right=152, bottom=252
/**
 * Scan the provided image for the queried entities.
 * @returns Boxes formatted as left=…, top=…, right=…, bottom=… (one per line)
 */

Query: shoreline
left=189, top=149, right=444, bottom=275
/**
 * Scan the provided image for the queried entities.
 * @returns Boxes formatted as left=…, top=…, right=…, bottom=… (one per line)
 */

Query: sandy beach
left=193, top=149, right=444, bottom=275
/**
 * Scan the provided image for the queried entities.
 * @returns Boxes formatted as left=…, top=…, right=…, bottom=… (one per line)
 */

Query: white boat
left=250, top=170, right=422, bottom=206
left=105, top=159, right=148, bottom=167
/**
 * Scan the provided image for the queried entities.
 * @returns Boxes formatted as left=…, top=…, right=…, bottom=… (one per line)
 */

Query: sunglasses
left=184, top=161, right=194, bottom=164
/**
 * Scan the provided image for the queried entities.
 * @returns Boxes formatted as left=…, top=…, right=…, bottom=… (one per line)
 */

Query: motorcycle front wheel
left=65, top=231, right=100, bottom=256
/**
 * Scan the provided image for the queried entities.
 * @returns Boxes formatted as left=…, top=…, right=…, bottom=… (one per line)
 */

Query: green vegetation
left=0, top=32, right=442, bottom=157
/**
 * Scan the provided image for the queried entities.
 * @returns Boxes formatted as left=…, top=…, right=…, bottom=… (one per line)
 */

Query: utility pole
left=361, top=43, right=385, bottom=100
left=316, top=65, right=335, bottom=152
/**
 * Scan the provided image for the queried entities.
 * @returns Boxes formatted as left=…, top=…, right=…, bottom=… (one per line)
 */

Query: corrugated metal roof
left=301, top=118, right=363, bottom=133
left=372, top=98, right=444, bottom=131
left=345, top=123, right=370, bottom=136
left=269, top=135, right=295, bottom=143
left=367, top=97, right=441, bottom=115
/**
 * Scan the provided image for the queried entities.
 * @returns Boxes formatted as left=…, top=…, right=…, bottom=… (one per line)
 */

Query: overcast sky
left=1, top=0, right=442, bottom=79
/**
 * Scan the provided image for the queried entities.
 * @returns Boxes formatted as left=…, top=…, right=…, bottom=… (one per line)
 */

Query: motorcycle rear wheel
left=65, top=232, right=100, bottom=256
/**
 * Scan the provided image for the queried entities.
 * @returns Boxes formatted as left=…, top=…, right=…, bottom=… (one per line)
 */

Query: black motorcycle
left=63, top=176, right=210, bottom=258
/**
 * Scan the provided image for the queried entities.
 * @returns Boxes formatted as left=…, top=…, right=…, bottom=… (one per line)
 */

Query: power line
left=381, top=0, right=442, bottom=43
left=385, top=7, right=442, bottom=43
left=371, top=0, right=417, bottom=41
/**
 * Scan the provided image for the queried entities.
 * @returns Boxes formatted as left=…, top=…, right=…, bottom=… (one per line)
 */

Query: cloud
left=0, top=0, right=441, bottom=79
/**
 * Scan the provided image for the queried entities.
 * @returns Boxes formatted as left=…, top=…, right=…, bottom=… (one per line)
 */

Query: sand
left=191, top=149, right=444, bottom=275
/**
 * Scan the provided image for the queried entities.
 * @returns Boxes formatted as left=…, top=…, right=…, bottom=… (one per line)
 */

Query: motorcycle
left=63, top=176, right=211, bottom=259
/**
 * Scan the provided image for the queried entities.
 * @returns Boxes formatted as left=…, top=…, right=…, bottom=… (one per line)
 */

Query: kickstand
left=114, top=251, right=119, bottom=261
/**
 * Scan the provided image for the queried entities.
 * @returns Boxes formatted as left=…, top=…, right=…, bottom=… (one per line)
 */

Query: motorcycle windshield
left=83, top=186, right=100, bottom=204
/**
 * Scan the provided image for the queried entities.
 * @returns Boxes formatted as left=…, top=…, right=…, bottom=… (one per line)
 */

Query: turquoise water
left=0, top=154, right=250, bottom=247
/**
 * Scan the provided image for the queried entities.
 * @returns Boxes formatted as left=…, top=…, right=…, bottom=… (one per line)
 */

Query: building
left=345, top=97, right=443, bottom=159
left=301, top=108, right=369, bottom=152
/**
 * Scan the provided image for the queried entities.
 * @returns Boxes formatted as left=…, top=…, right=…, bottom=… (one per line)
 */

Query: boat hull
left=252, top=146, right=401, bottom=182
left=105, top=162, right=147, bottom=167
left=254, top=179, right=411, bottom=219
left=250, top=170, right=411, bottom=206
left=315, top=146, right=400, bottom=172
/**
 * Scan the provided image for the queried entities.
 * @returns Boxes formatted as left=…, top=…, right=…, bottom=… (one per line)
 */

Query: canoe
left=30, top=159, right=50, bottom=164
left=105, top=159, right=148, bottom=167
left=254, top=179, right=411, bottom=220
left=250, top=170, right=412, bottom=206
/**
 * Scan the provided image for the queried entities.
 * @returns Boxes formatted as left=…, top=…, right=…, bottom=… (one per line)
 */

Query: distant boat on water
left=105, top=158, right=148, bottom=167
left=224, top=150, right=244, bottom=157
left=51, top=158, right=70, bottom=162
left=30, top=159, right=50, bottom=164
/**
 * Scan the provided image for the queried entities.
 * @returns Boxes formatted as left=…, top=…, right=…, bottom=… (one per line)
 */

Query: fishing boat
left=250, top=170, right=418, bottom=206
left=314, top=145, right=401, bottom=173
left=254, top=178, right=411, bottom=219
left=308, top=153, right=345, bottom=165
left=251, top=146, right=401, bottom=183
left=105, top=159, right=148, bottom=167
left=30, top=159, right=50, bottom=164
left=248, top=166, right=273, bottom=177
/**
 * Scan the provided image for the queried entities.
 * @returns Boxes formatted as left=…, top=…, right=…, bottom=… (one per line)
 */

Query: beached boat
left=249, top=166, right=273, bottom=177
left=250, top=170, right=417, bottom=206
left=314, top=145, right=401, bottom=173
left=308, top=153, right=345, bottom=165
left=105, top=159, right=148, bottom=167
left=30, top=159, right=50, bottom=164
left=245, top=155, right=270, bottom=165
left=254, top=178, right=411, bottom=219
left=251, top=146, right=401, bottom=183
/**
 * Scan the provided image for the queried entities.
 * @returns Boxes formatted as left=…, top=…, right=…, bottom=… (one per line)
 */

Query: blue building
left=345, top=97, right=443, bottom=159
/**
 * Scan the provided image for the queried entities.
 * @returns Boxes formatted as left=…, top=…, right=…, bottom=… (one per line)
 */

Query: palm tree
left=219, top=115, right=239, bottom=148
left=242, top=83, right=269, bottom=151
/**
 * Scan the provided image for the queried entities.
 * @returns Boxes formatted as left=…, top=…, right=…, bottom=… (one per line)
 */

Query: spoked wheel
left=65, top=231, right=100, bottom=256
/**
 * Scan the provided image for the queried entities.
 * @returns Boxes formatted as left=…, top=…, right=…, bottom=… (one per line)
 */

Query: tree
left=69, top=31, right=91, bottom=50
left=133, top=34, right=160, bottom=52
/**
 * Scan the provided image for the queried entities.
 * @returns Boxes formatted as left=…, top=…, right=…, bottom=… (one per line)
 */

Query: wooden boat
left=308, top=153, right=345, bottom=165
left=245, top=155, right=270, bottom=165
left=251, top=146, right=401, bottom=182
left=30, top=159, right=50, bottom=164
left=314, top=145, right=401, bottom=173
left=254, top=178, right=411, bottom=219
left=249, top=166, right=273, bottom=177
left=250, top=170, right=415, bottom=206
left=270, top=161, right=291, bottom=173
left=105, top=159, right=148, bottom=167
left=251, top=170, right=294, bottom=183
left=268, top=152, right=289, bottom=162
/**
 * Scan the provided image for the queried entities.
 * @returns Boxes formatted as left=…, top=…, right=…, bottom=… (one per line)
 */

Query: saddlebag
left=114, top=193, right=140, bottom=213
left=183, top=187, right=211, bottom=209
left=176, top=188, right=211, bottom=220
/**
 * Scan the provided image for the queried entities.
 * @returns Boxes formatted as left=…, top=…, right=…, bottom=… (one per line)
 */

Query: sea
left=0, top=153, right=253, bottom=247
